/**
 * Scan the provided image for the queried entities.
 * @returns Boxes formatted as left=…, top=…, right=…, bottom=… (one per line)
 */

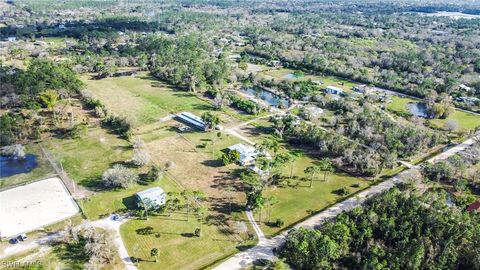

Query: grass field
left=121, top=212, right=254, bottom=270
left=44, top=127, right=132, bottom=188
left=387, top=96, right=480, bottom=131
left=256, top=154, right=371, bottom=236
left=0, top=143, right=55, bottom=189
left=82, top=73, right=250, bottom=127
left=80, top=176, right=179, bottom=220
left=82, top=73, right=216, bottom=127
left=259, top=68, right=357, bottom=90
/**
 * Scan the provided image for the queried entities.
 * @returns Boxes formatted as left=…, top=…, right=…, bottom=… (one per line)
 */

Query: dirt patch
left=144, top=135, right=245, bottom=213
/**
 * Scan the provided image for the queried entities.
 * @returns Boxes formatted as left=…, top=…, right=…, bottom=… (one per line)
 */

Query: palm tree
left=319, top=158, right=334, bottom=182
left=196, top=205, right=208, bottom=236
left=150, top=248, right=159, bottom=262
left=266, top=196, right=279, bottom=222
left=39, top=89, right=59, bottom=111
left=304, top=165, right=321, bottom=188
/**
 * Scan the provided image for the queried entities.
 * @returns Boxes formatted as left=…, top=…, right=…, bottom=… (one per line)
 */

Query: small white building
left=227, top=143, right=259, bottom=165
left=325, top=86, right=344, bottom=95
left=459, top=84, right=473, bottom=92
left=136, top=187, right=166, bottom=209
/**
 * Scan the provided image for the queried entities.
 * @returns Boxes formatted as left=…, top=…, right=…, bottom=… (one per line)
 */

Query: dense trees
left=139, top=35, right=231, bottom=92
left=1, top=59, right=83, bottom=109
left=422, top=142, right=480, bottom=206
left=280, top=187, right=480, bottom=270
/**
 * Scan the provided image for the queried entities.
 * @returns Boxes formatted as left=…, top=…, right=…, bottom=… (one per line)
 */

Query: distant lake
left=239, top=87, right=290, bottom=108
left=0, top=154, right=38, bottom=178
left=407, top=102, right=429, bottom=118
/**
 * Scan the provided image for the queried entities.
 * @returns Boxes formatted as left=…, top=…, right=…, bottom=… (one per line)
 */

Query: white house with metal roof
left=325, top=85, right=344, bottom=95
left=135, top=187, right=166, bottom=209
left=227, top=143, right=260, bottom=165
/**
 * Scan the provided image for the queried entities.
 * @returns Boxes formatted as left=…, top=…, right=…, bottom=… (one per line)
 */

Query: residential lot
left=387, top=96, right=480, bottom=131
left=0, top=177, right=78, bottom=238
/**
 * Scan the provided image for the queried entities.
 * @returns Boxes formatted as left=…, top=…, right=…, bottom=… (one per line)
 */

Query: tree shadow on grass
left=79, top=177, right=104, bottom=191
left=201, top=159, right=223, bottom=168
left=53, top=241, right=88, bottom=270
left=122, top=195, right=138, bottom=211
left=191, top=103, right=214, bottom=111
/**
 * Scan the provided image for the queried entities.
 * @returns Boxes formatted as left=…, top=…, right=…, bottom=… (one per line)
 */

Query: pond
left=282, top=73, right=304, bottom=80
left=239, top=87, right=290, bottom=108
left=0, top=154, right=38, bottom=178
left=407, top=102, right=429, bottom=118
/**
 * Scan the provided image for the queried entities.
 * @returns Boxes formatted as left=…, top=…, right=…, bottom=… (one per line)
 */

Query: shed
left=176, top=112, right=207, bottom=131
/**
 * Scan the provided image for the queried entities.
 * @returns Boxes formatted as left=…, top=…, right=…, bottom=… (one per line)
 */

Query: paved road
left=0, top=216, right=137, bottom=270
left=0, top=232, right=59, bottom=260
left=212, top=136, right=478, bottom=270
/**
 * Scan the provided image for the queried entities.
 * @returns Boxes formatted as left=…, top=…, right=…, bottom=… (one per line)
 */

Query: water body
left=282, top=73, right=303, bottom=80
left=407, top=102, right=429, bottom=118
left=0, top=154, right=38, bottom=178
left=239, top=87, right=290, bottom=108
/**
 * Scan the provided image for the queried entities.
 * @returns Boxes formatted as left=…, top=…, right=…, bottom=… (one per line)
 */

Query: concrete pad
left=0, top=177, right=79, bottom=238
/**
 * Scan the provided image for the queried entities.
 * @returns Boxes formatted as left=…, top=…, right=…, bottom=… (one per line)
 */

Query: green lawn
left=430, top=110, right=480, bottom=131
left=80, top=176, right=179, bottom=220
left=255, top=154, right=371, bottom=236
left=387, top=96, right=480, bottom=131
left=121, top=212, right=254, bottom=270
left=0, top=143, right=55, bottom=189
left=44, top=127, right=132, bottom=187
left=82, top=73, right=216, bottom=127
left=259, top=68, right=357, bottom=90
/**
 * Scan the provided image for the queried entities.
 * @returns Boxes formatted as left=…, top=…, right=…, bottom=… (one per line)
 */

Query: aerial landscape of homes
left=0, top=0, right=480, bottom=270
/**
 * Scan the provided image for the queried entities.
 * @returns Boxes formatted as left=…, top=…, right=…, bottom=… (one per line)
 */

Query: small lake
left=0, top=154, right=38, bottom=178
left=239, top=87, right=290, bottom=108
left=282, top=73, right=303, bottom=80
left=407, top=102, right=429, bottom=118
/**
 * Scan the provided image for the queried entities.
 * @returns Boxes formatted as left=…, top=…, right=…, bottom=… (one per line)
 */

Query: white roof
left=326, top=85, right=344, bottom=92
left=227, top=143, right=258, bottom=163
left=136, top=187, right=165, bottom=201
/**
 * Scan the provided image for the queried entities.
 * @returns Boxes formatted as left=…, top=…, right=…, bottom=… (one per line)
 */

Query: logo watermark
left=1, top=261, right=41, bottom=269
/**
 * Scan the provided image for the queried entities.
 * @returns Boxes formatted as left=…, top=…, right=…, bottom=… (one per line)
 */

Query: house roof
left=467, top=201, right=480, bottom=212
left=136, top=187, right=165, bottom=201
left=227, top=143, right=258, bottom=163
left=325, top=86, right=344, bottom=92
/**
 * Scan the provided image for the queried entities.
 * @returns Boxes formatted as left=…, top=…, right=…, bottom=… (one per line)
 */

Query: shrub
left=131, top=149, right=149, bottom=167
left=101, top=115, right=132, bottom=138
left=102, top=164, right=138, bottom=188
left=146, top=165, right=162, bottom=181
left=222, top=149, right=240, bottom=165
left=67, top=123, right=88, bottom=139
left=275, top=218, right=285, bottom=227
left=194, top=227, right=201, bottom=237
